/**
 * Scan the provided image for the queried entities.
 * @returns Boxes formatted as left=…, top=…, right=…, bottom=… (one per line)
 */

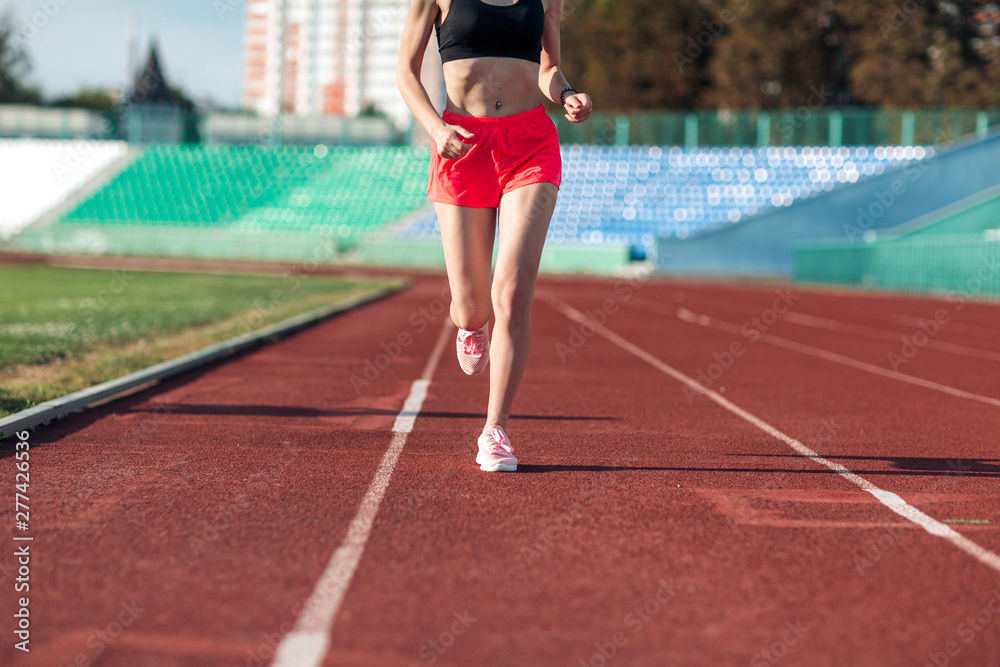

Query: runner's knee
left=451, top=296, right=490, bottom=331
left=492, top=276, right=533, bottom=327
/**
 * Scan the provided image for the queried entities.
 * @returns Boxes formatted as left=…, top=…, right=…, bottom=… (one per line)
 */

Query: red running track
left=2, top=275, right=999, bottom=667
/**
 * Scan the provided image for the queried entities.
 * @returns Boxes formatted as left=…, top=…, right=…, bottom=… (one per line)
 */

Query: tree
left=842, top=0, right=1000, bottom=107
left=561, top=0, right=715, bottom=110
left=559, top=0, right=1000, bottom=111
left=703, top=0, right=852, bottom=109
left=169, top=85, right=196, bottom=112
left=51, top=88, right=118, bottom=111
left=0, top=11, right=41, bottom=104
left=360, top=101, right=387, bottom=117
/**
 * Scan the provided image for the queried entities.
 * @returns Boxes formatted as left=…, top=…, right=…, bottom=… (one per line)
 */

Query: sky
left=4, top=0, right=245, bottom=107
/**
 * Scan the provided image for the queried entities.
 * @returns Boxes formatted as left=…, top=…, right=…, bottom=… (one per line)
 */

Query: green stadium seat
left=59, top=144, right=431, bottom=243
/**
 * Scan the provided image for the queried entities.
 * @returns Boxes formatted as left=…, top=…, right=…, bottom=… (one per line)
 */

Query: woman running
left=398, top=0, right=591, bottom=472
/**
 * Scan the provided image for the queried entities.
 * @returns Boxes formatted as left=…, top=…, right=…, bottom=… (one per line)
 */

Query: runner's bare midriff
left=443, top=57, right=542, bottom=118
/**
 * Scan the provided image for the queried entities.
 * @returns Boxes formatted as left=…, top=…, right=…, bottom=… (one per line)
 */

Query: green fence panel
left=795, top=235, right=1000, bottom=297
left=553, top=107, right=997, bottom=147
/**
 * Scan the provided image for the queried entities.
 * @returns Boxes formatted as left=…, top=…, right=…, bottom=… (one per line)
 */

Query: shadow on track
left=733, top=454, right=1000, bottom=477
left=826, top=455, right=1000, bottom=475
left=520, top=461, right=1000, bottom=477
left=125, top=403, right=615, bottom=422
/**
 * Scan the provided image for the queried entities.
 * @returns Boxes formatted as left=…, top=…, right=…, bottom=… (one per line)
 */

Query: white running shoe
left=476, top=425, right=517, bottom=472
left=456, top=322, right=490, bottom=376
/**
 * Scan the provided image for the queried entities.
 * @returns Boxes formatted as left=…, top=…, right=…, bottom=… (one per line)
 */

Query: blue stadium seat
left=394, top=145, right=933, bottom=256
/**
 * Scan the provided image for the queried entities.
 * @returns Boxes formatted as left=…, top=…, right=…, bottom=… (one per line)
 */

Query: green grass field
left=0, top=264, right=400, bottom=417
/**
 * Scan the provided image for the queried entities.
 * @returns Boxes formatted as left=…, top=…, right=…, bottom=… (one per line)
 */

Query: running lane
left=617, top=282, right=1000, bottom=556
left=324, top=276, right=1000, bottom=666
left=2, top=276, right=998, bottom=666
left=0, top=278, right=455, bottom=667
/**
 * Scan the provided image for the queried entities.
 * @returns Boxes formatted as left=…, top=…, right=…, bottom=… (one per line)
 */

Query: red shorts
left=427, top=105, right=562, bottom=208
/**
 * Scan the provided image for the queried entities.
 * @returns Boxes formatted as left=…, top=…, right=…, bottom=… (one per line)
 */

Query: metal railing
left=3, top=103, right=998, bottom=147
left=553, top=107, right=1000, bottom=147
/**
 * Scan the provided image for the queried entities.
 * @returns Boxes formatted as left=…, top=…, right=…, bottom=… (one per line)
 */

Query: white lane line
left=890, top=313, right=1000, bottom=340
left=538, top=292, right=1000, bottom=575
left=632, top=294, right=1000, bottom=362
left=779, top=311, right=1000, bottom=362
left=630, top=296, right=1000, bottom=409
left=671, top=305, right=1000, bottom=409
left=272, top=317, right=454, bottom=667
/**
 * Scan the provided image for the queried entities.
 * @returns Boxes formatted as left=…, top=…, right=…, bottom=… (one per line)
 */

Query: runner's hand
left=432, top=123, right=474, bottom=159
left=563, top=93, right=592, bottom=123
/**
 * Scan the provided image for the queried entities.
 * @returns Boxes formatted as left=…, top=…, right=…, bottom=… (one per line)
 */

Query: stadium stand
left=657, top=130, right=1000, bottom=277
left=795, top=178, right=1000, bottom=295
left=17, top=144, right=430, bottom=261
left=62, top=145, right=428, bottom=235
left=0, top=105, right=107, bottom=140
left=12, top=140, right=936, bottom=272
left=0, top=139, right=129, bottom=240
left=395, top=145, right=932, bottom=259
left=8, top=108, right=994, bottom=277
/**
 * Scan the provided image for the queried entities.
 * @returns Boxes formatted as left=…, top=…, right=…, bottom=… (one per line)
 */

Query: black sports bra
left=436, top=0, right=545, bottom=64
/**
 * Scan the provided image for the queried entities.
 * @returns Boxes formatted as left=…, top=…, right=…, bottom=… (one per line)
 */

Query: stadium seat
left=59, top=144, right=431, bottom=242
left=32, top=142, right=935, bottom=260
left=393, top=144, right=933, bottom=256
